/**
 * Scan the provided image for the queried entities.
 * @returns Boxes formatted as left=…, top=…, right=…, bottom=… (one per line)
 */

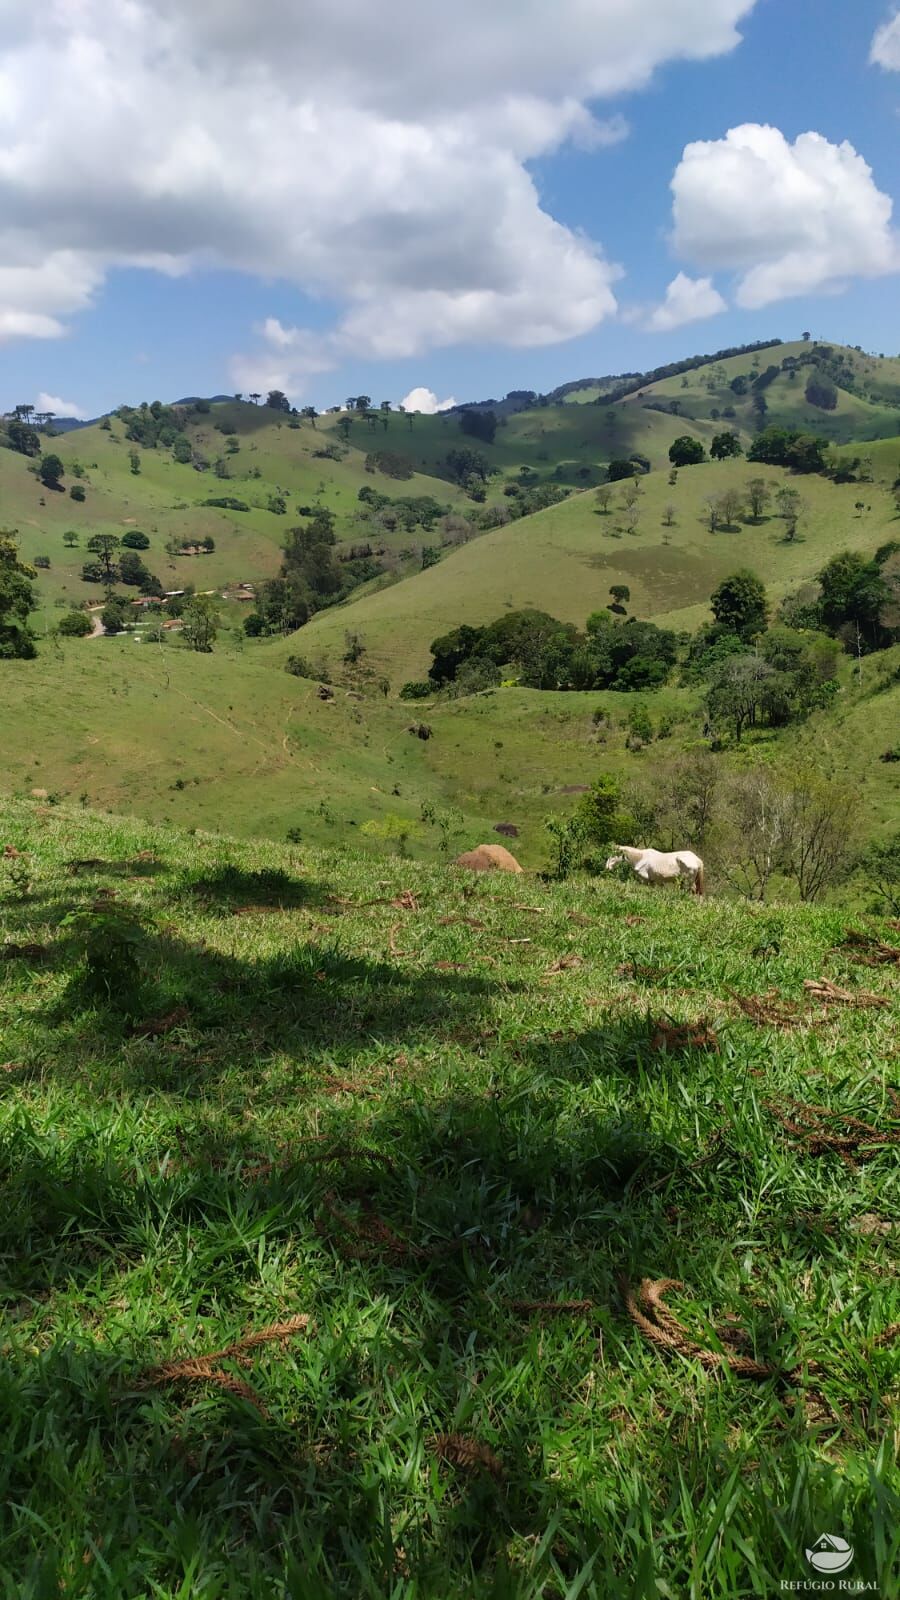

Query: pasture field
left=291, top=457, right=900, bottom=682
left=2, top=639, right=899, bottom=865
left=0, top=798, right=898, bottom=1598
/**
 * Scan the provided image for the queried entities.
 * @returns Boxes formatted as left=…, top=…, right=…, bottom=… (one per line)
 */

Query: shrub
left=121, top=531, right=150, bottom=550
left=69, top=484, right=86, bottom=502
left=399, top=681, right=433, bottom=700
left=57, top=610, right=93, bottom=637
left=285, top=654, right=316, bottom=678
left=204, top=496, right=249, bottom=511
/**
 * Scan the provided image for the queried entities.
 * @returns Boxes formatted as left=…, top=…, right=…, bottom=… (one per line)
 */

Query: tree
left=249, top=393, right=261, bottom=406
left=100, top=600, right=127, bottom=635
left=7, top=420, right=41, bottom=457
left=266, top=390, right=291, bottom=412
left=574, top=774, right=631, bottom=853
left=121, top=530, right=150, bottom=550
left=354, top=395, right=372, bottom=413
left=746, top=478, right=770, bottom=521
left=301, top=406, right=318, bottom=428
left=70, top=484, right=86, bottom=502
left=710, top=569, right=768, bottom=640
left=703, top=495, right=722, bottom=534
left=718, top=487, right=744, bottom=528
left=444, top=447, right=489, bottom=487
left=268, top=493, right=287, bottom=515
left=710, top=430, right=743, bottom=460
left=669, top=436, right=706, bottom=467
left=39, top=453, right=65, bottom=489
left=707, top=655, right=782, bottom=742
left=856, top=829, right=900, bottom=915
left=0, top=533, right=37, bottom=658
left=63, top=531, right=80, bottom=548
left=663, top=503, right=676, bottom=527
left=817, top=550, right=890, bottom=644
left=594, top=484, right=613, bottom=514
left=607, top=459, right=637, bottom=482
left=57, top=610, right=93, bottom=637
left=172, top=437, right=192, bottom=464
left=775, top=486, right=802, bottom=541
left=182, top=594, right=219, bottom=652
left=459, top=409, right=497, bottom=445
left=805, top=373, right=838, bottom=411
left=129, top=449, right=141, bottom=475
left=337, top=415, right=352, bottom=441
left=118, top=551, right=153, bottom=587
left=609, top=584, right=630, bottom=612
left=780, top=767, right=858, bottom=901
left=87, top=534, right=121, bottom=582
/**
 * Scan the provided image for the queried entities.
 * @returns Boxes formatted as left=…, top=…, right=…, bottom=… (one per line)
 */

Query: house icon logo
left=805, top=1534, right=854, bottom=1575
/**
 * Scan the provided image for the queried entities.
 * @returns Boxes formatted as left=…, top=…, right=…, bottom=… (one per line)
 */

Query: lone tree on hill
left=0, top=532, right=37, bottom=659
left=746, top=478, right=771, bottom=521
left=609, top=584, right=630, bottom=612
left=182, top=594, right=219, bottom=652
left=39, top=452, right=65, bottom=489
left=266, top=390, right=291, bottom=412
left=669, top=435, right=706, bottom=467
left=711, top=568, right=768, bottom=640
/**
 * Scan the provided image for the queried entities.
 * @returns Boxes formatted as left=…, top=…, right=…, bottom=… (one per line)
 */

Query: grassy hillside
left=1, top=629, right=898, bottom=867
left=622, top=341, right=900, bottom=447
left=290, top=457, right=899, bottom=682
left=0, top=403, right=469, bottom=628
left=1, top=797, right=898, bottom=1598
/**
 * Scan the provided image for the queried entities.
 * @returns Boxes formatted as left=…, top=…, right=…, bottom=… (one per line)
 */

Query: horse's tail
left=695, top=860, right=705, bottom=897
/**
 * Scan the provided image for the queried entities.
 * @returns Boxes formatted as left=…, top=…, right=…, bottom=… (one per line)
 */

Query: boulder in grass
left=454, top=844, right=523, bottom=874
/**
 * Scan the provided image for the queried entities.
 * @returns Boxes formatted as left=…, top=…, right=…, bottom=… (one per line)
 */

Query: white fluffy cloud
left=871, top=11, right=900, bottom=68
left=400, top=387, right=457, bottom=415
left=644, top=273, right=727, bottom=332
left=35, top=392, right=89, bottom=420
left=670, top=124, right=899, bottom=308
left=0, top=0, right=760, bottom=387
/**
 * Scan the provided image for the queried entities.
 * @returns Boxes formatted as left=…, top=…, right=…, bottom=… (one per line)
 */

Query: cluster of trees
left=0, top=533, right=37, bottom=659
left=79, top=533, right=163, bottom=595
left=786, top=545, right=900, bottom=653
left=551, top=761, right=857, bottom=903
left=244, top=508, right=346, bottom=636
left=425, top=608, right=678, bottom=695
left=746, top=426, right=830, bottom=474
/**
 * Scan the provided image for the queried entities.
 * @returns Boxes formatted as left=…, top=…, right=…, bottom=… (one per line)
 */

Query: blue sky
left=1, top=0, right=899, bottom=418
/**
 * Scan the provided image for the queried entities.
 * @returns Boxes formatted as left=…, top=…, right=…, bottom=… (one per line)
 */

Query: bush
left=204, top=496, right=249, bottom=511
left=121, top=530, right=150, bottom=550
left=399, top=680, right=433, bottom=700
left=69, top=484, right=86, bottom=502
left=285, top=654, right=316, bottom=678
left=57, top=610, right=93, bottom=637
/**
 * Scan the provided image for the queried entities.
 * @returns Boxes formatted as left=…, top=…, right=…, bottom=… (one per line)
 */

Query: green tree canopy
left=710, top=569, right=768, bottom=641
left=668, top=436, right=706, bottom=467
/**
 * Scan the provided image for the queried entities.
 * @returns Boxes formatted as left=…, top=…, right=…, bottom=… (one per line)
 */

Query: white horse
left=605, top=844, right=705, bottom=896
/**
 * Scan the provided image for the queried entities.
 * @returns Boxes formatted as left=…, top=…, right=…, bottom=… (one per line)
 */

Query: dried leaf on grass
left=729, top=989, right=804, bottom=1029
left=544, top=953, right=584, bottom=975
left=624, top=914, right=645, bottom=928
left=132, top=1005, right=189, bottom=1038
left=567, top=911, right=594, bottom=927
left=650, top=1020, right=719, bottom=1054
left=135, top=1315, right=311, bottom=1416
left=1, top=942, right=49, bottom=961
left=437, top=915, right=485, bottom=930
left=803, top=978, right=890, bottom=1009
left=618, top=961, right=675, bottom=982
left=509, top=1299, right=593, bottom=1316
left=837, top=929, right=900, bottom=966
left=623, top=1277, right=774, bottom=1378
left=766, top=1094, right=900, bottom=1167
left=430, top=1433, right=503, bottom=1480
left=318, top=1192, right=427, bottom=1262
